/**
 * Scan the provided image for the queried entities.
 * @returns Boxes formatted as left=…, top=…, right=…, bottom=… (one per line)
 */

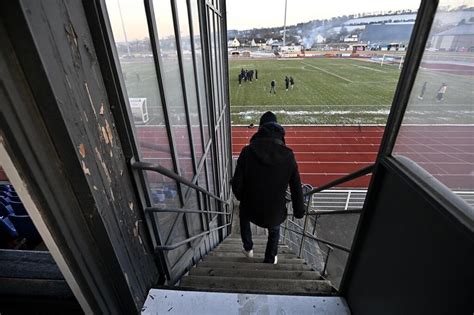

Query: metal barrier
left=282, top=164, right=374, bottom=282
left=132, top=161, right=232, bottom=252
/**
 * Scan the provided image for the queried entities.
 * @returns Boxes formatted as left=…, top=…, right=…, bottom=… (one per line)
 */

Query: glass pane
left=153, top=0, right=195, bottom=181
left=190, top=0, right=210, bottom=146
left=176, top=0, right=204, bottom=162
left=393, top=2, right=474, bottom=195
left=105, top=0, right=177, bottom=206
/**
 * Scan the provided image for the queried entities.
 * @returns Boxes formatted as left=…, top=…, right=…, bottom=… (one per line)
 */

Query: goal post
left=381, top=54, right=405, bottom=69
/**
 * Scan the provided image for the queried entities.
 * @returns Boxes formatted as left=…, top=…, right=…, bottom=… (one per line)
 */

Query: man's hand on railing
left=286, top=183, right=313, bottom=203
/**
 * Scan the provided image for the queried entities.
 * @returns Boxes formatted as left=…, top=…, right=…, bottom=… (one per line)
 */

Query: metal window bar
left=132, top=161, right=229, bottom=205
left=132, top=160, right=231, bottom=251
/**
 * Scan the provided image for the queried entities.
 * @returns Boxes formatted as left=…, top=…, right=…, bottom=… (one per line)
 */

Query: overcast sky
left=227, top=0, right=421, bottom=30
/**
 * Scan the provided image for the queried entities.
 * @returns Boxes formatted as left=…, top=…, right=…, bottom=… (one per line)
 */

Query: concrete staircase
left=179, top=235, right=334, bottom=295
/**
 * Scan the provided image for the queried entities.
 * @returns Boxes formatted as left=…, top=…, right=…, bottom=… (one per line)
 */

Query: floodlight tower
left=117, top=0, right=131, bottom=56
left=282, top=0, right=288, bottom=47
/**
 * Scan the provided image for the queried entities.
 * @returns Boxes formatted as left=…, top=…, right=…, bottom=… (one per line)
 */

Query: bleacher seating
left=0, top=182, right=42, bottom=249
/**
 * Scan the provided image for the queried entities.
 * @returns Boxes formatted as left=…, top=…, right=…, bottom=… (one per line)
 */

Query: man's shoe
left=274, top=256, right=278, bottom=265
left=242, top=248, right=253, bottom=258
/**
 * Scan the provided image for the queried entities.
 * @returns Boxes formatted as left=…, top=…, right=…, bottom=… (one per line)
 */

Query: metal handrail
left=145, top=207, right=230, bottom=216
left=132, top=160, right=233, bottom=257
left=303, top=164, right=375, bottom=197
left=154, top=222, right=232, bottom=251
left=282, top=225, right=350, bottom=252
left=132, top=161, right=229, bottom=205
left=283, top=164, right=375, bottom=278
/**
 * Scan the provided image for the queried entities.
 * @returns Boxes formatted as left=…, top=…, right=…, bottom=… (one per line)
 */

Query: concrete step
left=180, top=276, right=333, bottom=295
left=197, top=260, right=313, bottom=271
left=189, top=267, right=321, bottom=280
left=227, top=235, right=268, bottom=240
left=196, top=261, right=314, bottom=271
left=215, top=244, right=291, bottom=253
left=213, top=247, right=295, bottom=255
left=208, top=252, right=299, bottom=259
left=202, top=255, right=304, bottom=265
left=221, top=238, right=271, bottom=245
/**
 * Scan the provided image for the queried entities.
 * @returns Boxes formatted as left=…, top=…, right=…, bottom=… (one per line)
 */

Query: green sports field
left=229, top=58, right=400, bottom=125
left=117, top=57, right=473, bottom=126
left=229, top=58, right=474, bottom=125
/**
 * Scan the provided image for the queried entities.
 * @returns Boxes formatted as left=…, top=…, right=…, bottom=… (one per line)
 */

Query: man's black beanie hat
left=259, top=111, right=277, bottom=125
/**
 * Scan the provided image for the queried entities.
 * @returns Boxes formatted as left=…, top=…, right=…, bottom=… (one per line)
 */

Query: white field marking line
left=299, top=61, right=353, bottom=83
left=352, top=64, right=388, bottom=73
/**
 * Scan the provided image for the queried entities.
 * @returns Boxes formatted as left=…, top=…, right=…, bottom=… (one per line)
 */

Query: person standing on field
left=270, top=80, right=276, bottom=94
left=238, top=73, right=242, bottom=86
left=232, top=111, right=305, bottom=264
left=255, top=69, right=258, bottom=80
left=285, top=76, right=289, bottom=91
left=290, top=76, right=294, bottom=90
left=418, top=81, right=427, bottom=100
left=436, top=83, right=447, bottom=102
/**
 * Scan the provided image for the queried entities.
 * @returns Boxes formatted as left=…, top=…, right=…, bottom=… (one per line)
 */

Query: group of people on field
left=238, top=68, right=258, bottom=85
left=269, top=76, right=295, bottom=94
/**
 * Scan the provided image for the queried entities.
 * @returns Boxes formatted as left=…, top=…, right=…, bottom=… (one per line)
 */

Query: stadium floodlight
left=283, top=0, right=288, bottom=47
left=117, top=0, right=131, bottom=57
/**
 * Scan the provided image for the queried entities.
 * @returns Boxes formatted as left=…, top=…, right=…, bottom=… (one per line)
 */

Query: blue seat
left=8, top=214, right=41, bottom=245
left=164, top=186, right=177, bottom=198
left=0, top=216, right=18, bottom=238
left=0, top=200, right=14, bottom=216
left=151, top=189, right=166, bottom=203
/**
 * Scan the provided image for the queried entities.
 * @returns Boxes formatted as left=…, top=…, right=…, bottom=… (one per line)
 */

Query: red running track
left=133, top=125, right=474, bottom=190
left=233, top=126, right=385, bottom=187
left=233, top=125, right=474, bottom=190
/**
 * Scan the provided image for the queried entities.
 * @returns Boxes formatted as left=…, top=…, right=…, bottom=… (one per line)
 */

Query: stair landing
left=142, top=289, right=350, bottom=314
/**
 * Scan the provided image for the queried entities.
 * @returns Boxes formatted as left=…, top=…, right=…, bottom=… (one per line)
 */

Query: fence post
left=322, top=246, right=333, bottom=277
left=298, top=196, right=312, bottom=257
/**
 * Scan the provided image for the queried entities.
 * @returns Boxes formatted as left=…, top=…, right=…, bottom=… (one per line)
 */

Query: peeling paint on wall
left=105, top=120, right=113, bottom=146
left=101, top=125, right=110, bottom=144
left=84, top=82, right=97, bottom=118
left=133, top=221, right=139, bottom=238
left=81, top=160, right=91, bottom=175
left=79, top=143, right=86, bottom=158
left=95, top=147, right=111, bottom=184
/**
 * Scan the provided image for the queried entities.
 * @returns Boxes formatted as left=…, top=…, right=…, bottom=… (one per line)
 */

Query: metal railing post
left=322, top=246, right=333, bottom=277
left=311, top=214, right=319, bottom=235
left=298, top=197, right=312, bottom=257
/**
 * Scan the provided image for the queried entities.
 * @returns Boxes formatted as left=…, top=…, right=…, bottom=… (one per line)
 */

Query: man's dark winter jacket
left=232, top=123, right=305, bottom=228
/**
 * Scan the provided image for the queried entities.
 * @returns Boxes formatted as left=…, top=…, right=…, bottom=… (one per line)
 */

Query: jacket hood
left=249, top=123, right=292, bottom=166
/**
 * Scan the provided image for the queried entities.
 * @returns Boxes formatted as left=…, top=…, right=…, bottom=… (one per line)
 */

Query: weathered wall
left=1, top=0, right=159, bottom=311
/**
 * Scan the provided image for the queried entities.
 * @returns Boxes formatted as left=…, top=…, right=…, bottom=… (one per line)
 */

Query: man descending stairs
left=179, top=235, right=333, bottom=295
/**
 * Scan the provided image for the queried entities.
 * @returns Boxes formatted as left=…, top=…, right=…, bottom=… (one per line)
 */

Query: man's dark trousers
left=240, top=214, right=280, bottom=263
